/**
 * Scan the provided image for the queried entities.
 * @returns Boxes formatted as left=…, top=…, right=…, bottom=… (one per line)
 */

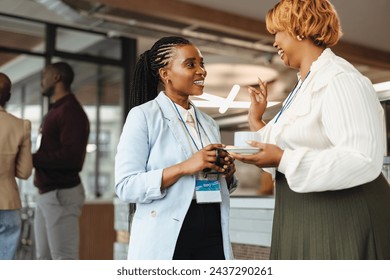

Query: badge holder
left=195, top=172, right=222, bottom=203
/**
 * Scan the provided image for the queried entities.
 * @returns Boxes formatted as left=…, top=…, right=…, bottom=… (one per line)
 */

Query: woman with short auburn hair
left=232, top=0, right=390, bottom=259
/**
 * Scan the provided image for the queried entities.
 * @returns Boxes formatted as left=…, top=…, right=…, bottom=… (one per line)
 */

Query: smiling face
left=273, top=30, right=303, bottom=70
left=266, top=0, right=342, bottom=71
left=160, top=44, right=207, bottom=106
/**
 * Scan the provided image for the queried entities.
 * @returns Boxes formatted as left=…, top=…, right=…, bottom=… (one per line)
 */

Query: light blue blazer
left=115, top=92, right=234, bottom=260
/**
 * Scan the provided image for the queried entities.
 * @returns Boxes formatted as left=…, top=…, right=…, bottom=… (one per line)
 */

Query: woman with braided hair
left=115, top=36, right=237, bottom=260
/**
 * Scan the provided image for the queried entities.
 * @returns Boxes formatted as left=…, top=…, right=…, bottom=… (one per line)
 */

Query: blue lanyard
left=274, top=70, right=311, bottom=124
left=172, top=101, right=204, bottom=151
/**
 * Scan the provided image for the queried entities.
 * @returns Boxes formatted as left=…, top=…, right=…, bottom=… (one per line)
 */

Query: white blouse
left=259, top=48, right=385, bottom=193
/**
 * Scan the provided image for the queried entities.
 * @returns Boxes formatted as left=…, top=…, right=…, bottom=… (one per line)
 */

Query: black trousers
left=173, top=200, right=225, bottom=260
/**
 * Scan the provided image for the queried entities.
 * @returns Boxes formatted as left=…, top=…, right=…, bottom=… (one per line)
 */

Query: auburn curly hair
left=265, top=0, right=342, bottom=47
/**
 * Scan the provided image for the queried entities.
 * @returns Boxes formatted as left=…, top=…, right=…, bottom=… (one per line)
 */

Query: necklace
left=274, top=70, right=311, bottom=124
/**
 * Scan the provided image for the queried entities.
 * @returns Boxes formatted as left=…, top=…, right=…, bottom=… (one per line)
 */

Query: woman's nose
left=197, top=67, right=206, bottom=77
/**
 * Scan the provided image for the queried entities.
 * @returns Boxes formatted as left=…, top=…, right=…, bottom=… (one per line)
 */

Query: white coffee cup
left=234, top=131, right=261, bottom=147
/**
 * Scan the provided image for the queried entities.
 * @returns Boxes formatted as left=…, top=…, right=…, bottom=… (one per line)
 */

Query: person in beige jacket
left=0, top=73, right=32, bottom=260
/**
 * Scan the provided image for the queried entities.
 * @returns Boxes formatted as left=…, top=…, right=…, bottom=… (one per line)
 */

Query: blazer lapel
left=193, top=105, right=219, bottom=144
left=156, top=92, right=194, bottom=159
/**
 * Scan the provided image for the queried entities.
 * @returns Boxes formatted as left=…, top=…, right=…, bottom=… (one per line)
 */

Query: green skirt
left=270, top=173, right=390, bottom=259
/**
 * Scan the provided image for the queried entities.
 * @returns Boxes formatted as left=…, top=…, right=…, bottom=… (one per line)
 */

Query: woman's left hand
left=217, top=149, right=236, bottom=178
left=216, top=149, right=236, bottom=186
left=230, top=141, right=284, bottom=168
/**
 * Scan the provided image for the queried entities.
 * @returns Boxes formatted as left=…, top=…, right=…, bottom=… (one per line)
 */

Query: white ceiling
left=2, top=0, right=390, bottom=53
left=180, top=0, right=390, bottom=53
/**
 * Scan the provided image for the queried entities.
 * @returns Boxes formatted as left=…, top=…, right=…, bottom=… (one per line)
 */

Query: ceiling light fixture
left=219, top=84, right=240, bottom=114
left=192, top=84, right=280, bottom=113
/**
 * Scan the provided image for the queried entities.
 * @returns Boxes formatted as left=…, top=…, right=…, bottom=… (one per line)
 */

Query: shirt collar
left=50, top=93, right=74, bottom=109
left=296, top=48, right=334, bottom=80
left=173, top=101, right=196, bottom=122
left=311, top=48, right=334, bottom=72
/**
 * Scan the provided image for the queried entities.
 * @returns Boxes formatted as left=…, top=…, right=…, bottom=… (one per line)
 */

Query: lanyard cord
left=274, top=70, right=311, bottom=124
left=172, top=101, right=204, bottom=151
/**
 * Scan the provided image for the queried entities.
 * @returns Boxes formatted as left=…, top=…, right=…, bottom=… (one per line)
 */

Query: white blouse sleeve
left=278, top=72, right=384, bottom=192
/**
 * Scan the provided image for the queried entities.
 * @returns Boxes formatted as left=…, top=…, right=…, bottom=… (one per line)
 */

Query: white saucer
left=224, top=146, right=260, bottom=155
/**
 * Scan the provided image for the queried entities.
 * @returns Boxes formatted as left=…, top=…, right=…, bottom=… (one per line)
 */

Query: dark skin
left=232, top=30, right=325, bottom=168
left=41, top=65, right=71, bottom=103
left=157, top=44, right=236, bottom=190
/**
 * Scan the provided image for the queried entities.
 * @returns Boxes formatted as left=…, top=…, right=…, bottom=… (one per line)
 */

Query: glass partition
left=0, top=15, right=127, bottom=202
left=0, top=15, right=45, bottom=53
left=59, top=59, right=123, bottom=199
left=6, top=59, right=45, bottom=206
left=56, top=28, right=121, bottom=60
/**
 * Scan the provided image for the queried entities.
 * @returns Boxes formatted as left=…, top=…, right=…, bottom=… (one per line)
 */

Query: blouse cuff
left=277, top=149, right=291, bottom=174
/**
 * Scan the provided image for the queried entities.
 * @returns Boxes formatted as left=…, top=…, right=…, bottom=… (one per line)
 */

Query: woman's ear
left=159, top=68, right=169, bottom=85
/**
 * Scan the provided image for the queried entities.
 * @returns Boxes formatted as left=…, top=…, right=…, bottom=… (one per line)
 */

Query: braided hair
left=127, top=36, right=191, bottom=222
left=129, top=36, right=191, bottom=108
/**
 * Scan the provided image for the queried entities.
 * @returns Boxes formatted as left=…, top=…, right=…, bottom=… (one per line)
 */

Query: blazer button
left=150, top=210, right=157, bottom=217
